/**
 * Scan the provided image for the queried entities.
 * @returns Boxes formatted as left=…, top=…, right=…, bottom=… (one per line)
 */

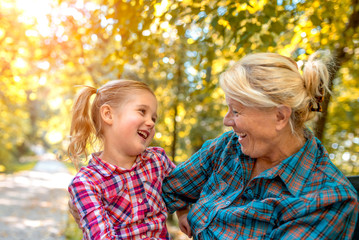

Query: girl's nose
left=146, top=118, right=155, bottom=129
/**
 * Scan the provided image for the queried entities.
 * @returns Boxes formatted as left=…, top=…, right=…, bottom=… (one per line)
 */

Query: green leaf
left=269, top=21, right=284, bottom=34
left=310, top=14, right=322, bottom=26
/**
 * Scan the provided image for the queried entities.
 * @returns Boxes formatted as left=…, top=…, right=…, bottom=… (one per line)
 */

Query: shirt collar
left=259, top=130, right=321, bottom=197
left=88, top=149, right=153, bottom=177
left=89, top=152, right=116, bottom=177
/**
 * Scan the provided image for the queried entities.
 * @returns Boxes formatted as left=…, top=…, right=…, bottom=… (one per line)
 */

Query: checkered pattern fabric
left=163, top=130, right=358, bottom=239
left=69, top=147, right=175, bottom=240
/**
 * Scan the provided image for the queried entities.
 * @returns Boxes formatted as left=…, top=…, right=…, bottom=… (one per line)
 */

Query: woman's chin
left=241, top=146, right=255, bottom=158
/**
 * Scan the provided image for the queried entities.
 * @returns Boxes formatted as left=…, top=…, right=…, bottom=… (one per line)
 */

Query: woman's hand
left=176, top=207, right=192, bottom=238
left=68, top=199, right=82, bottom=229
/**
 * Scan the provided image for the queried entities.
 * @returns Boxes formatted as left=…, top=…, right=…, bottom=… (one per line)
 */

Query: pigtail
left=303, top=50, right=332, bottom=113
left=67, top=86, right=97, bottom=170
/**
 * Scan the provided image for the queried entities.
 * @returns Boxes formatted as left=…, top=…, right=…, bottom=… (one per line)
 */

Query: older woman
left=162, top=52, right=358, bottom=239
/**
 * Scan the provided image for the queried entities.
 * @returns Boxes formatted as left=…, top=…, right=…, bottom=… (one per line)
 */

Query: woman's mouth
left=237, top=132, right=247, bottom=140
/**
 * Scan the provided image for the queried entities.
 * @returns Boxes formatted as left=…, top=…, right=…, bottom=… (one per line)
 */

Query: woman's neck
left=251, top=129, right=306, bottom=180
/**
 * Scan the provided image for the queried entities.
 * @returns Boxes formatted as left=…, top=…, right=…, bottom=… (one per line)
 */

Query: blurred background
left=0, top=0, right=358, bottom=239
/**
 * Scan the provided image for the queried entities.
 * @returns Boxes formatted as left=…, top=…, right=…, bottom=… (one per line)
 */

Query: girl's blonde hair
left=67, top=79, right=155, bottom=169
left=219, top=51, right=332, bottom=135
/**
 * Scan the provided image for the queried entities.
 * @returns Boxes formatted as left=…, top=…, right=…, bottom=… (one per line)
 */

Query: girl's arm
left=69, top=178, right=117, bottom=240
left=176, top=207, right=192, bottom=238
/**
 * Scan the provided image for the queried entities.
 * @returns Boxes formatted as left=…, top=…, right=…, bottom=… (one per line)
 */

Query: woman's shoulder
left=304, top=156, right=357, bottom=200
left=202, top=130, right=237, bottom=147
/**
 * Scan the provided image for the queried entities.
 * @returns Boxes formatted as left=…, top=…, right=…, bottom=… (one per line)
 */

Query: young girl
left=67, top=80, right=176, bottom=239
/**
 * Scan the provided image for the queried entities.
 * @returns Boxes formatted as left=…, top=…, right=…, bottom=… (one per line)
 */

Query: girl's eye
left=139, top=109, right=146, bottom=115
left=152, top=117, right=157, bottom=123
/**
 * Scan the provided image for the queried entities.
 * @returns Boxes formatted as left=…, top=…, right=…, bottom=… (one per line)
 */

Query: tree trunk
left=171, top=44, right=184, bottom=164
left=313, top=0, right=359, bottom=140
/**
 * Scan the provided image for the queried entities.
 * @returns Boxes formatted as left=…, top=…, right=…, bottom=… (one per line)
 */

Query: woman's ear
left=100, top=104, right=113, bottom=125
left=275, top=105, right=292, bottom=131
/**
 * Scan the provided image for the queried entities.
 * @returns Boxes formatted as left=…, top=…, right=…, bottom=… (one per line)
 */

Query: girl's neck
left=99, top=151, right=137, bottom=170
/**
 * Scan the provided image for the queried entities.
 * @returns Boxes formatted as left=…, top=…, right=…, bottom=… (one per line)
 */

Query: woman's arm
left=162, top=132, right=236, bottom=213
left=269, top=186, right=358, bottom=239
left=162, top=139, right=215, bottom=213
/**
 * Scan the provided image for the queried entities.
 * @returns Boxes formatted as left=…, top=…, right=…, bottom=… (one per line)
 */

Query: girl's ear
left=275, top=105, right=292, bottom=131
left=100, top=104, right=113, bottom=125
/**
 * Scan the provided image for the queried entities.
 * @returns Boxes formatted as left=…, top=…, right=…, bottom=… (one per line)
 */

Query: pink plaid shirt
left=68, top=147, right=176, bottom=240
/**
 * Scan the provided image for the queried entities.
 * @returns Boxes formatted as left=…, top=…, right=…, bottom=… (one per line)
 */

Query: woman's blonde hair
left=67, top=79, right=155, bottom=169
left=219, top=51, right=332, bottom=135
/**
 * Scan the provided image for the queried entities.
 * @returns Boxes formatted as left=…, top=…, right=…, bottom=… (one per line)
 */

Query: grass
left=0, top=160, right=38, bottom=174
left=63, top=160, right=83, bottom=240
left=64, top=212, right=83, bottom=240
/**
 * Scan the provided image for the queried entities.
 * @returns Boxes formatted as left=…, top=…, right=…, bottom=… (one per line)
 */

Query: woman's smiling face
left=223, top=95, right=279, bottom=159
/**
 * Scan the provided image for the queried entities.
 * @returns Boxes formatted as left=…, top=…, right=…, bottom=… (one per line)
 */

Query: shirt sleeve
left=155, top=147, right=176, bottom=177
left=68, top=177, right=117, bottom=240
left=162, top=138, right=218, bottom=213
left=269, top=185, right=358, bottom=240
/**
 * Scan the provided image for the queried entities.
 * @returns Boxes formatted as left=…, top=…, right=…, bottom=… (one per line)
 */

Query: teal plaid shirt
left=162, top=130, right=358, bottom=239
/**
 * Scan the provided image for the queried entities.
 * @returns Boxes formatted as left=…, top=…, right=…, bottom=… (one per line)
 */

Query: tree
left=1, top=0, right=357, bottom=174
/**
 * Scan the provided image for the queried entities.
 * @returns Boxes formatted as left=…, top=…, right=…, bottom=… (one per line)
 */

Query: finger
left=188, top=229, right=192, bottom=238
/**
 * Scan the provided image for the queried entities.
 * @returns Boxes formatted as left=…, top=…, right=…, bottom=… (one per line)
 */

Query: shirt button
left=141, top=235, right=146, bottom=238
left=247, top=189, right=253, bottom=195
left=130, top=171, right=135, bottom=176
left=225, top=201, right=231, bottom=205
left=138, top=198, right=143, bottom=203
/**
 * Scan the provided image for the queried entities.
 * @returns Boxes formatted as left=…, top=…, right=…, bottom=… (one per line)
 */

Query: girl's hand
left=176, top=208, right=192, bottom=238
left=68, top=199, right=83, bottom=230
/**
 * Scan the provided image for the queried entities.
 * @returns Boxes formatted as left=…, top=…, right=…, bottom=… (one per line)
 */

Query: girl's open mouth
left=138, top=130, right=149, bottom=139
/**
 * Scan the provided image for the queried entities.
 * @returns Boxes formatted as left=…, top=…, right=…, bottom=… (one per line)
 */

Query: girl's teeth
left=138, top=131, right=148, bottom=138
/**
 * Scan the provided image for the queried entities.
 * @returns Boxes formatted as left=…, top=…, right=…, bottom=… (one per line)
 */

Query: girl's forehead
left=122, top=91, right=157, bottom=106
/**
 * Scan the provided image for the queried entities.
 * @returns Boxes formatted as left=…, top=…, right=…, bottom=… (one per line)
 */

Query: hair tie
left=310, top=93, right=324, bottom=112
left=310, top=82, right=324, bottom=112
left=310, top=99, right=323, bottom=112
left=96, top=89, right=99, bottom=95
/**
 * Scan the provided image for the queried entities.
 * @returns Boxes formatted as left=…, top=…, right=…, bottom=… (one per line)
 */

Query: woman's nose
left=223, top=113, right=234, bottom=127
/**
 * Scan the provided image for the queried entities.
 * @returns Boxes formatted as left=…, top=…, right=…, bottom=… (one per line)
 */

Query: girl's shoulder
left=70, top=164, right=104, bottom=186
left=143, top=147, right=174, bottom=166
left=144, top=147, right=168, bottom=158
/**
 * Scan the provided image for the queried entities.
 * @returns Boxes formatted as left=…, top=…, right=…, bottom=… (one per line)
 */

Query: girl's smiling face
left=103, top=90, right=158, bottom=159
left=223, top=96, right=279, bottom=160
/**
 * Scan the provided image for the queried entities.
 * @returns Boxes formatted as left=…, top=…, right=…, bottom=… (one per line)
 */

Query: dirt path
left=0, top=157, right=191, bottom=240
left=0, top=158, right=73, bottom=240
